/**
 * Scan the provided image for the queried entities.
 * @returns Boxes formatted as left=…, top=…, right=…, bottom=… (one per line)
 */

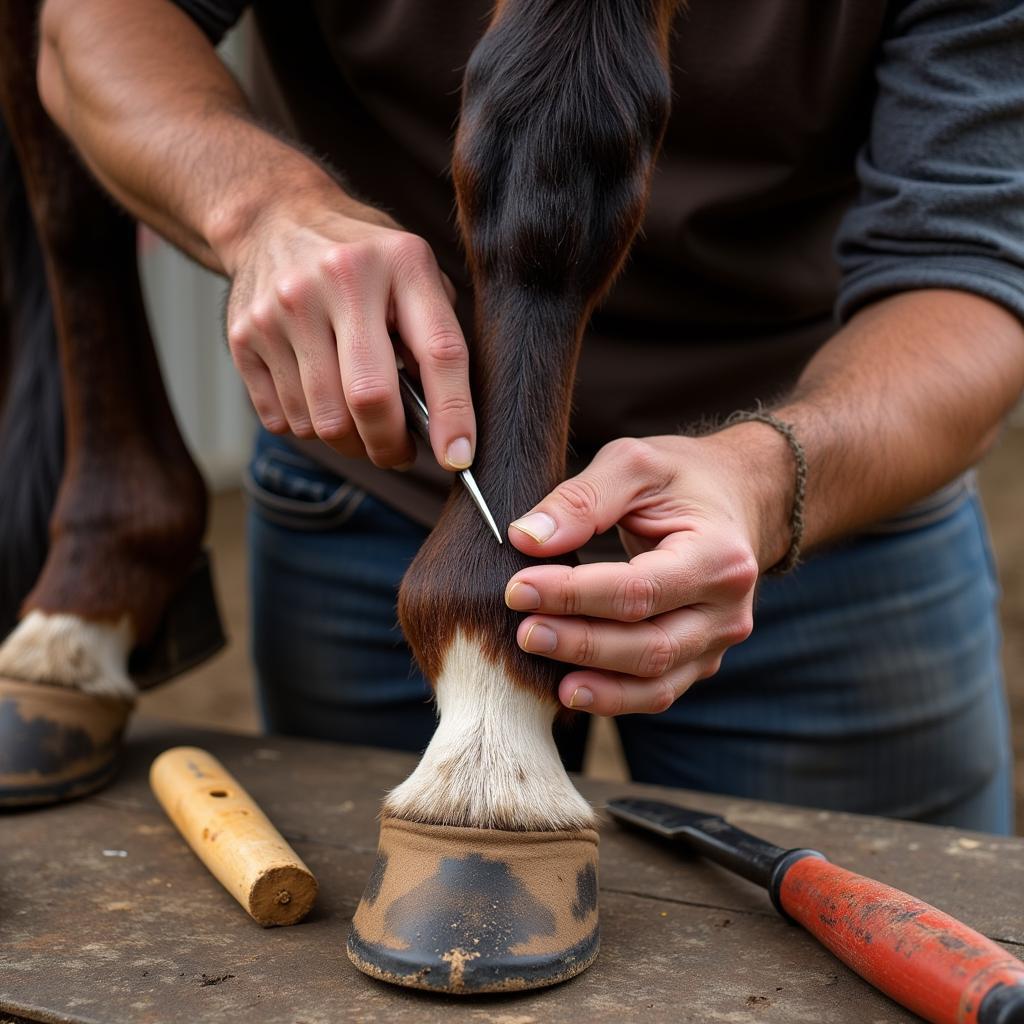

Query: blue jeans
left=247, top=430, right=1014, bottom=834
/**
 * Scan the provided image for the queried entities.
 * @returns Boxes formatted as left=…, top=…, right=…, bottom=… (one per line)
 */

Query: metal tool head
left=458, top=468, right=504, bottom=545
left=606, top=798, right=726, bottom=838
left=396, top=366, right=503, bottom=545
left=607, top=797, right=799, bottom=890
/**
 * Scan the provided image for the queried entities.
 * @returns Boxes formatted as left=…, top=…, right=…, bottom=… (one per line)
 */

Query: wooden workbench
left=2, top=721, right=1022, bottom=1024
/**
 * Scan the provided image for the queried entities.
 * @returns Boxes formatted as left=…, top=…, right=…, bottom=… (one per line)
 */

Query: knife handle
left=776, top=855, right=1024, bottom=1024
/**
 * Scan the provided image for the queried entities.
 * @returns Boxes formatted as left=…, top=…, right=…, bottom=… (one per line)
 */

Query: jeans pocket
left=244, top=443, right=367, bottom=531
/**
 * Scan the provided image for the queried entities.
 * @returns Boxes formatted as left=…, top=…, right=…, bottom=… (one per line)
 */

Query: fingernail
left=445, top=436, right=473, bottom=470
left=522, top=623, right=557, bottom=654
left=568, top=686, right=594, bottom=709
left=505, top=581, right=541, bottom=611
left=509, top=512, right=556, bottom=544
left=394, top=460, right=415, bottom=472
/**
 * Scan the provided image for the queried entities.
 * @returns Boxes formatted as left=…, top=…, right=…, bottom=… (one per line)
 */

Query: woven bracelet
left=723, top=409, right=807, bottom=575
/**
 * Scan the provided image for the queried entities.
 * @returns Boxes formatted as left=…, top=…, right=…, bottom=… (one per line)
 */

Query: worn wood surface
left=2, top=720, right=1023, bottom=1024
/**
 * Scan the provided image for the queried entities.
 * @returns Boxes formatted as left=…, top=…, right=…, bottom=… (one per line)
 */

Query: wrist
left=204, top=153, right=396, bottom=276
left=704, top=422, right=796, bottom=572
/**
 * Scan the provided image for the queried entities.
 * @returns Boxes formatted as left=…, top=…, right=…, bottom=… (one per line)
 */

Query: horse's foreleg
left=350, top=0, right=679, bottom=993
left=0, top=0, right=207, bottom=703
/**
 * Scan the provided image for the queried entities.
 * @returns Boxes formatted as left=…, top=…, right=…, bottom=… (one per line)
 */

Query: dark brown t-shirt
left=178, top=0, right=1024, bottom=528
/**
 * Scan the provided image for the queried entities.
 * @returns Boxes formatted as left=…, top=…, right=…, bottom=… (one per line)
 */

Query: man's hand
left=504, top=427, right=793, bottom=716
left=38, top=0, right=476, bottom=473
left=222, top=196, right=476, bottom=469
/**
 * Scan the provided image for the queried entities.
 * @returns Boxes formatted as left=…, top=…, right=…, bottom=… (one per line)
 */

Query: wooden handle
left=150, top=746, right=317, bottom=927
left=779, top=857, right=1024, bottom=1024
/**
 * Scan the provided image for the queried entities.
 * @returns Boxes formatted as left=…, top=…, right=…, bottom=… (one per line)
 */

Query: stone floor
left=139, top=425, right=1024, bottom=828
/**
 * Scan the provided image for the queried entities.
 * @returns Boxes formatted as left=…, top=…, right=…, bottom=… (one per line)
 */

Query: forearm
left=753, top=289, right=1024, bottom=566
left=37, top=0, right=370, bottom=273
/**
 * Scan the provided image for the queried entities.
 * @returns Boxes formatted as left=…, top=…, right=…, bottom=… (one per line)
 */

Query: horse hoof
left=0, top=677, right=131, bottom=809
left=129, top=549, right=227, bottom=690
left=348, top=816, right=599, bottom=994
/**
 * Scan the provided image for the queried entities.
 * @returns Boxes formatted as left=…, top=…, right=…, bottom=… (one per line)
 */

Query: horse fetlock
left=384, top=631, right=594, bottom=832
left=0, top=610, right=135, bottom=700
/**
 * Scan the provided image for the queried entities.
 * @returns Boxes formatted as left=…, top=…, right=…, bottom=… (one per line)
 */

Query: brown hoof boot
left=348, top=817, right=599, bottom=994
left=0, top=677, right=131, bottom=809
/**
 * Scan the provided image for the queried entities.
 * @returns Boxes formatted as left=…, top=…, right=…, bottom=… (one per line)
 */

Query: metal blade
left=607, top=797, right=796, bottom=889
left=397, top=366, right=503, bottom=545
left=606, top=798, right=724, bottom=838
left=459, top=468, right=504, bottom=545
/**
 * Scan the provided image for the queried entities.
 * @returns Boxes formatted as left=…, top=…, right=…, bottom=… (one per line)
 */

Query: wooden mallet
left=150, top=746, right=317, bottom=927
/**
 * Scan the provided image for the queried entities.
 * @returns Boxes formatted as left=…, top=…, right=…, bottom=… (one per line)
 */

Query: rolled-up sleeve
left=835, top=0, right=1024, bottom=324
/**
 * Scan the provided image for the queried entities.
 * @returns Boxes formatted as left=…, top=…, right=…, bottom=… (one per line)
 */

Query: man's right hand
left=37, top=0, right=476, bottom=473
left=222, top=200, right=476, bottom=470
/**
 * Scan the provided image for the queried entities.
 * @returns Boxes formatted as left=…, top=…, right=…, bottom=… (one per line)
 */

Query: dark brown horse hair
left=0, top=115, right=64, bottom=641
left=0, top=0, right=207, bottom=646
left=398, top=0, right=679, bottom=703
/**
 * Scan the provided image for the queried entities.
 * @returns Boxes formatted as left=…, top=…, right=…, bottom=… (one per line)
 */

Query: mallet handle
left=778, top=856, right=1024, bottom=1024
left=150, top=746, right=317, bottom=927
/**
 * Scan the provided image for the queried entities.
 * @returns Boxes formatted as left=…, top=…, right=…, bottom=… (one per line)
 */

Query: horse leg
left=349, top=0, right=679, bottom=993
left=0, top=0, right=210, bottom=803
left=0, top=111, right=65, bottom=647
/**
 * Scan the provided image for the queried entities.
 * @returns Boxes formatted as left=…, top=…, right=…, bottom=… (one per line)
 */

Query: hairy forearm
left=754, top=289, right=1024, bottom=563
left=37, top=0, right=362, bottom=273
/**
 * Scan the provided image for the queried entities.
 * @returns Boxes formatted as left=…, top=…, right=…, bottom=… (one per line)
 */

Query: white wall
left=138, top=234, right=252, bottom=490
left=137, top=22, right=255, bottom=491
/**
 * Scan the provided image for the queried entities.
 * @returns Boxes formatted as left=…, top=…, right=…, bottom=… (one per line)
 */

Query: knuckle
left=368, top=443, right=413, bottom=469
left=423, top=327, right=468, bottom=369
left=637, top=628, right=679, bottom=678
left=615, top=574, right=659, bottom=621
left=389, top=233, right=435, bottom=275
left=346, top=377, right=395, bottom=414
left=431, top=392, right=473, bottom=419
left=289, top=418, right=317, bottom=440
left=557, top=570, right=583, bottom=615
left=723, top=610, right=754, bottom=646
left=649, top=680, right=676, bottom=715
left=570, top=624, right=597, bottom=667
left=249, top=301, right=276, bottom=336
left=312, top=412, right=351, bottom=442
left=605, top=436, right=658, bottom=472
left=721, top=548, right=760, bottom=595
left=556, top=477, right=600, bottom=521
left=606, top=681, right=627, bottom=718
left=226, top=319, right=252, bottom=357
left=257, top=410, right=287, bottom=434
left=319, top=244, right=366, bottom=283
left=274, top=275, right=315, bottom=313
left=699, top=655, right=724, bottom=681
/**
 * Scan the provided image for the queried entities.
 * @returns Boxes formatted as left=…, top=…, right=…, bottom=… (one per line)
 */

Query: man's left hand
left=504, top=429, right=791, bottom=716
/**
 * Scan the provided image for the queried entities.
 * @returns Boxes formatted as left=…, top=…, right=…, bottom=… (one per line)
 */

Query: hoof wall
left=0, top=677, right=130, bottom=809
left=349, top=817, right=599, bottom=994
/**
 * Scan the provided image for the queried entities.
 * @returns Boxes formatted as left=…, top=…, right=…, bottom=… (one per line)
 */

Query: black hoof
left=129, top=549, right=227, bottom=690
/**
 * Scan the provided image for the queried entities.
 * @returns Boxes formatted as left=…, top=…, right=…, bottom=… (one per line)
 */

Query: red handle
left=778, top=857, right=1024, bottom=1024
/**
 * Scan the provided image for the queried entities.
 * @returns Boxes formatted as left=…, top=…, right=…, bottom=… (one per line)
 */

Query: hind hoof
left=129, top=549, right=227, bottom=690
left=348, top=816, right=599, bottom=994
left=0, top=677, right=131, bottom=808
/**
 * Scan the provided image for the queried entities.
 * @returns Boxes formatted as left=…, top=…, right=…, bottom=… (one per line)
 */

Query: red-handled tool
left=607, top=797, right=1024, bottom=1024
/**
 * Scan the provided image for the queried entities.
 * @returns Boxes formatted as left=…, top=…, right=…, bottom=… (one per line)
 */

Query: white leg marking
left=385, top=630, right=595, bottom=831
left=0, top=611, right=136, bottom=700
